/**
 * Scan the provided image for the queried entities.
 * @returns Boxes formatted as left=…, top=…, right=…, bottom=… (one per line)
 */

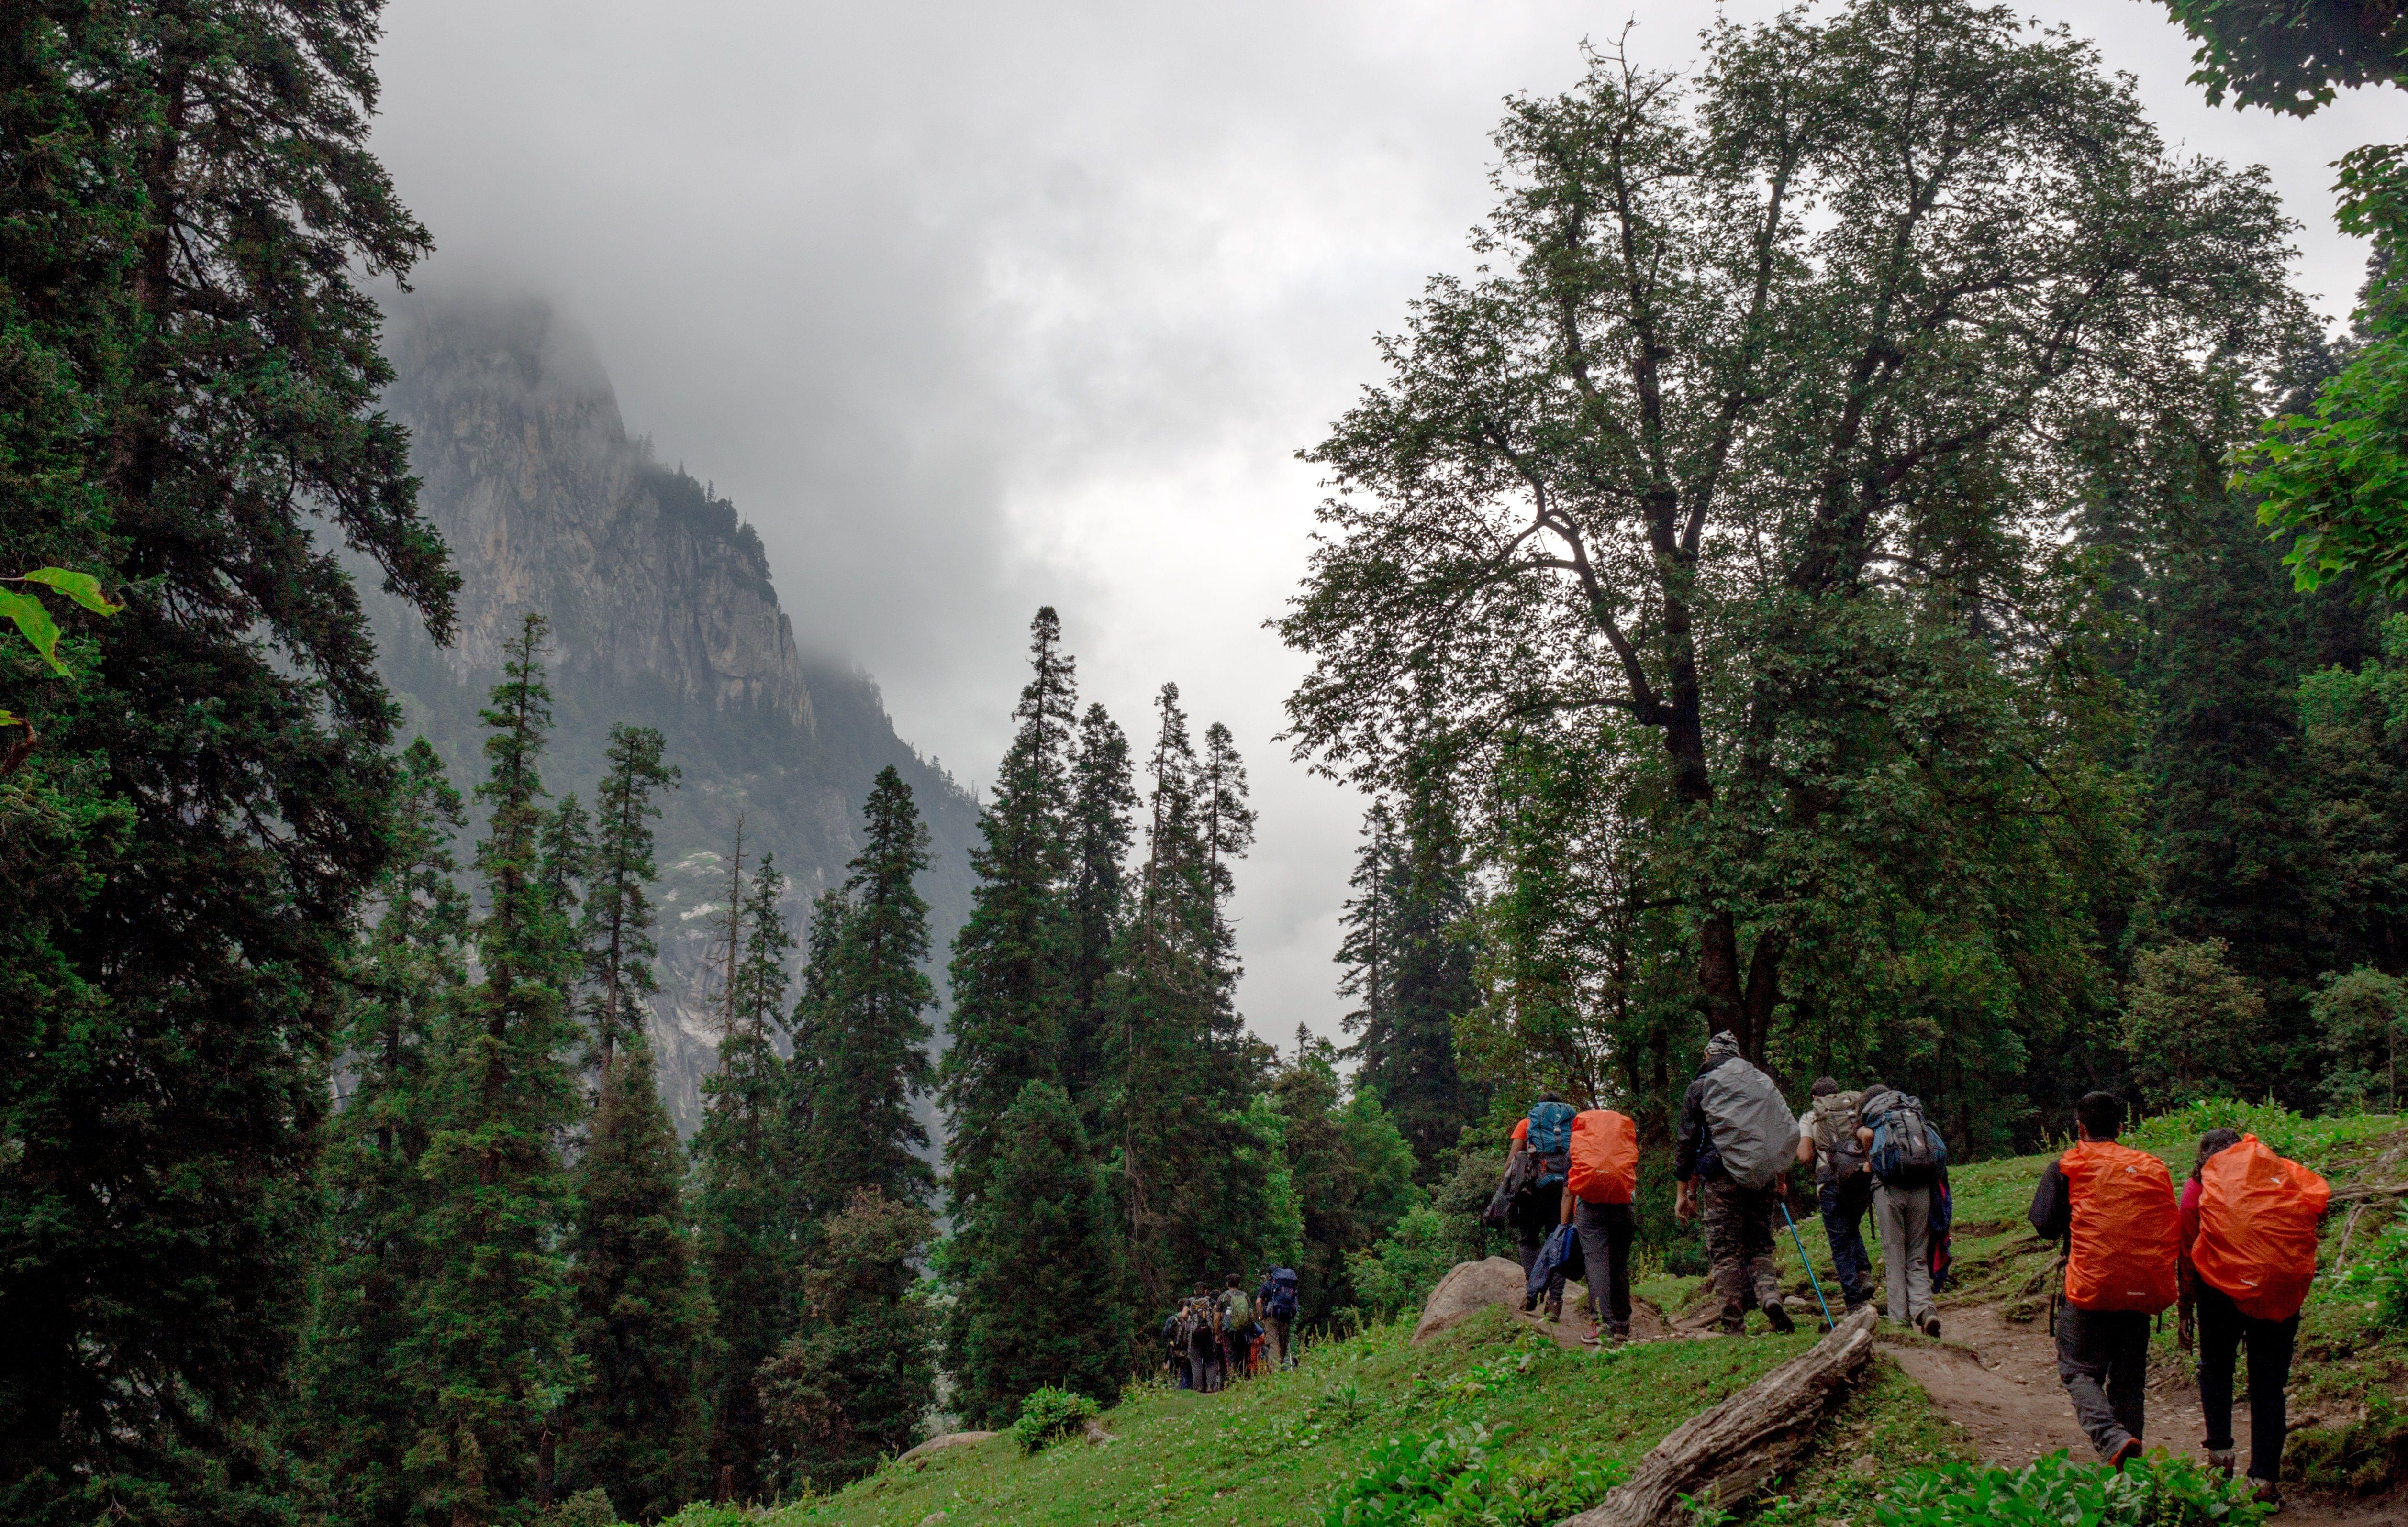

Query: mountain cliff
left=365, top=291, right=978, bottom=1132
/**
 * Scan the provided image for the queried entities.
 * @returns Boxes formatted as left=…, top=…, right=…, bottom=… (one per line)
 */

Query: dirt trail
left=1889, top=1300, right=2400, bottom=1524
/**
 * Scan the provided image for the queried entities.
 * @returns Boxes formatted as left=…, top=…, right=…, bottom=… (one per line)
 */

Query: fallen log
left=1556, top=1305, right=1880, bottom=1527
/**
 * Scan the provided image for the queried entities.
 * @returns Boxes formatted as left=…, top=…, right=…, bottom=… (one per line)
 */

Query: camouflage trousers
left=1701, top=1176, right=1783, bottom=1331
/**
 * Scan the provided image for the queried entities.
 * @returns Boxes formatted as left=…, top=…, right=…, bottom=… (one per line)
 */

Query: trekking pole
left=1778, top=1200, right=1836, bottom=1331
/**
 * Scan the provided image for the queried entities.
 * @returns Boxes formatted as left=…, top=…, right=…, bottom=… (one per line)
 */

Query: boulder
left=1412, top=1257, right=1530, bottom=1344
left=897, top=1430, right=997, bottom=1464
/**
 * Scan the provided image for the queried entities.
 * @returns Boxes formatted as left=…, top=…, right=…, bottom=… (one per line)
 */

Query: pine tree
left=757, top=1189, right=936, bottom=1490
left=414, top=615, right=587, bottom=1524
left=559, top=1040, right=715, bottom=1521
left=1062, top=703, right=1137, bottom=1113
left=581, top=726, right=679, bottom=1070
left=799, top=768, right=937, bottom=1212
left=941, top=609, right=1078, bottom=1211
left=1343, top=753, right=1482, bottom=1177
left=692, top=849, right=796, bottom=1499
left=294, top=739, right=468, bottom=1525
left=1, top=3, right=455, bottom=1515
left=1106, top=686, right=1270, bottom=1309
left=945, top=1081, right=1129, bottom=1427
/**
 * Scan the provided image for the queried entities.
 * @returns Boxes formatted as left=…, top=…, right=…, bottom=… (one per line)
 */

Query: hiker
left=2029, top=1090, right=2180, bottom=1469
left=1515, top=1092, right=1578, bottom=1320
left=1258, top=1265, right=1300, bottom=1371
left=2181, top=1127, right=2332, bottom=1506
left=1859, top=1083, right=1947, bottom=1337
left=1562, top=1105, right=1640, bottom=1340
left=1795, top=1078, right=1877, bottom=1312
left=1181, top=1286, right=1222, bottom=1394
left=1217, top=1274, right=1257, bottom=1382
left=1674, top=1031, right=1798, bottom=1335
left=1163, top=1307, right=1189, bottom=1388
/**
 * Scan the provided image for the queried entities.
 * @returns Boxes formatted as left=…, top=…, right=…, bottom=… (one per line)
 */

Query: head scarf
left=1704, top=1030, right=1742, bottom=1064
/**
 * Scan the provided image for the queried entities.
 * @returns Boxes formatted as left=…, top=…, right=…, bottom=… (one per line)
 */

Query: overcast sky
left=371, top=0, right=2401, bottom=1052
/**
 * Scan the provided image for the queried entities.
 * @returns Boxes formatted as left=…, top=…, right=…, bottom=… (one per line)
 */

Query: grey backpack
left=1700, top=1058, right=1799, bottom=1190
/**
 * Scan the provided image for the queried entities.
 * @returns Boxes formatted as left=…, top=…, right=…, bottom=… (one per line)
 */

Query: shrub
left=658, top=1505, right=753, bottom=1527
left=1008, top=1385, right=1101, bottom=1454
left=548, top=1489, right=621, bottom=1527
left=2342, top=1213, right=2408, bottom=1330
left=1351, top=1205, right=1476, bottom=1321
left=1868, top=1453, right=2269, bottom=1526
left=1323, top=1423, right=1622, bottom=1527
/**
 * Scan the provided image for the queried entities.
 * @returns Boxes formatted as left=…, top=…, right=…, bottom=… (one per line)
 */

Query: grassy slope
left=764, top=1104, right=2406, bottom=1526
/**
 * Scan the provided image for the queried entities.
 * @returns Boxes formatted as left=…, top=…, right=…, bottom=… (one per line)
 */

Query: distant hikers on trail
left=1164, top=1266, right=1297, bottom=1393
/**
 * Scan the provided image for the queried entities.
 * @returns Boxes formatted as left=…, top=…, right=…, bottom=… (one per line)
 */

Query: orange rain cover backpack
left=2060, top=1140, right=2181, bottom=1314
left=2192, top=1134, right=2331, bottom=1322
left=1566, top=1109, right=1639, bottom=1205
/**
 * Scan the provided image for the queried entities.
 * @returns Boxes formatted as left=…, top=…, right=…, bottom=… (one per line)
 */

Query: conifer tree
left=692, top=850, right=796, bottom=1499
left=942, top=609, right=1078, bottom=1211
left=1106, top=686, right=1270, bottom=1307
left=414, top=616, right=587, bottom=1523
left=947, top=1081, right=1129, bottom=1427
left=581, top=726, right=679, bottom=1069
left=800, top=768, right=938, bottom=1212
left=560, top=1040, right=715, bottom=1521
left=757, top=1189, right=936, bottom=1490
left=1062, top=703, right=1137, bottom=1112
left=1341, top=754, right=1481, bottom=1177
left=294, top=739, right=468, bottom=1525
left=1, top=4, right=455, bottom=1514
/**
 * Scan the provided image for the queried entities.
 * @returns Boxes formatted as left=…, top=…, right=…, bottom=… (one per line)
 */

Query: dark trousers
left=1571, top=1199, right=1635, bottom=1333
left=2055, top=1306, right=2150, bottom=1459
left=2197, top=1282, right=2299, bottom=1482
left=1818, top=1174, right=1877, bottom=1307
left=1187, top=1334, right=1220, bottom=1393
left=1221, top=1330, right=1251, bottom=1381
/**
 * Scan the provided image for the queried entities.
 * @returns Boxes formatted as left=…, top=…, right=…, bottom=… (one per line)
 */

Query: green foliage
left=759, top=1189, right=937, bottom=1487
left=1008, top=1387, right=1102, bottom=1454
left=2157, top=0, right=2408, bottom=115
left=2315, top=968, right=2408, bottom=1112
left=1867, top=1452, right=2269, bottom=1527
left=550, top=1486, right=624, bottom=1527
left=1349, top=1205, right=1477, bottom=1323
left=2121, top=940, right=2269, bottom=1105
left=561, top=1043, right=716, bottom=1519
left=1324, top=1422, right=1626, bottom=1527
left=580, top=724, right=679, bottom=1067
left=0, top=566, right=119, bottom=679
left=2241, top=288, right=2408, bottom=598
left=947, top=1080, right=1130, bottom=1427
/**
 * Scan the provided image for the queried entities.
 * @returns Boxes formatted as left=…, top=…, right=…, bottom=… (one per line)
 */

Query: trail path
left=1889, top=1300, right=2400, bottom=1525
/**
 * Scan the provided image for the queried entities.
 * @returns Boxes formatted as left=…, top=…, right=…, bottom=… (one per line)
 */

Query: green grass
left=755, top=1306, right=1963, bottom=1527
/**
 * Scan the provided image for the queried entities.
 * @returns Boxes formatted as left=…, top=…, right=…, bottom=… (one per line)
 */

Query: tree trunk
left=1554, top=1306, right=1878, bottom=1527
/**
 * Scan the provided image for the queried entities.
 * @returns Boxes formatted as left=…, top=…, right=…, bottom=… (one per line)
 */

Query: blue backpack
left=1527, top=1101, right=1576, bottom=1189
left=1867, top=1093, right=1947, bottom=1189
left=1262, top=1267, right=1300, bottom=1319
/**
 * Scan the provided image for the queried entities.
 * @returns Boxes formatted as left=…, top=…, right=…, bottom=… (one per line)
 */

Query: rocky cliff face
left=366, top=292, right=976, bottom=1134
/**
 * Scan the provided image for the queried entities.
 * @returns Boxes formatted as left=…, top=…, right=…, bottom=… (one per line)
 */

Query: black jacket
left=1674, top=1055, right=1739, bottom=1183
left=2028, top=1156, right=2073, bottom=1243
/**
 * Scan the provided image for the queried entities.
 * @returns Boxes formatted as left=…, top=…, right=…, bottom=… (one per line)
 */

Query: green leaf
left=0, top=588, right=67, bottom=675
left=16, top=566, right=122, bottom=614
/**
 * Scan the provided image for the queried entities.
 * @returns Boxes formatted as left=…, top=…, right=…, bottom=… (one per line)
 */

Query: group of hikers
left=1492, top=1032, right=2333, bottom=1508
left=1162, top=1266, right=1301, bottom=1393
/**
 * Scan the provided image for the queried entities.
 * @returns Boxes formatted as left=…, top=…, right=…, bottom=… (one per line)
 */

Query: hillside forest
left=10, top=1, right=2408, bottom=1525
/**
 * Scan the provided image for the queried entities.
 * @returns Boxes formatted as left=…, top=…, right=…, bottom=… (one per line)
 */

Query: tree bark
left=1555, top=1305, right=1879, bottom=1527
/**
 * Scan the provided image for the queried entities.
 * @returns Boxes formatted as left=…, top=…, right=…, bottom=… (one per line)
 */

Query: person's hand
left=2177, top=1308, right=2194, bottom=1352
left=1675, top=1183, right=1697, bottom=1222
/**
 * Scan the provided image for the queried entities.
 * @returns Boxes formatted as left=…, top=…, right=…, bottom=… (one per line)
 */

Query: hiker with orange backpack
left=1560, top=1105, right=1640, bottom=1340
left=2180, top=1128, right=2331, bottom=1506
left=2028, top=1091, right=2181, bottom=1468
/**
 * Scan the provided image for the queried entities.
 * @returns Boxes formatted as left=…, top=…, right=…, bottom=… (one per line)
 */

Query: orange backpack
left=2192, top=1134, right=2331, bottom=1321
left=2060, top=1140, right=2180, bottom=1314
left=1567, top=1109, right=1639, bottom=1205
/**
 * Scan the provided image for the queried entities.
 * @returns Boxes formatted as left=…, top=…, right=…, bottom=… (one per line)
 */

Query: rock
left=1413, top=1257, right=1530, bottom=1344
left=896, top=1429, right=998, bottom=1463
left=1083, top=1418, right=1118, bottom=1445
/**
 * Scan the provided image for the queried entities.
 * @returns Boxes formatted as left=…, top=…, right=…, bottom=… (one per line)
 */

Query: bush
left=1323, top=1423, right=1623, bottom=1527
left=1868, top=1453, right=2269, bottom=1526
left=1351, top=1204, right=1477, bottom=1321
left=658, top=1505, right=752, bottom=1527
left=1008, top=1385, right=1101, bottom=1454
left=548, top=1489, right=621, bottom=1527
left=2342, top=1213, right=2408, bottom=1330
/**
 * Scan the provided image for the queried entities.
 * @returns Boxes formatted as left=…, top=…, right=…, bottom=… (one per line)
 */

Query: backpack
left=2060, top=1140, right=2181, bottom=1315
left=1220, top=1289, right=1256, bottom=1335
left=1262, top=1267, right=1300, bottom=1320
left=2193, top=1134, right=2331, bottom=1321
left=1567, top=1109, right=1639, bottom=1204
left=1526, top=1101, right=1576, bottom=1189
left=1808, top=1090, right=1866, bottom=1178
left=1867, top=1092, right=1946, bottom=1189
left=1698, top=1059, right=1798, bottom=1191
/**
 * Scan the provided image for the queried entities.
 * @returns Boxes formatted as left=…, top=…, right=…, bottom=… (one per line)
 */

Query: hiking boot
left=2207, top=1449, right=2235, bottom=1481
left=2109, top=1438, right=2142, bottom=1472
left=1608, top=1320, right=1631, bottom=1342
left=1762, top=1298, right=1795, bottom=1334
left=1543, top=1295, right=1563, bottom=1322
left=2248, top=1478, right=2281, bottom=1509
left=1918, top=1313, right=1941, bottom=1339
